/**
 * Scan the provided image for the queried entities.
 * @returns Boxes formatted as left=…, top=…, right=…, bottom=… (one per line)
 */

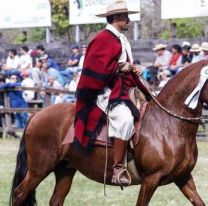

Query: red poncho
left=74, top=29, right=149, bottom=148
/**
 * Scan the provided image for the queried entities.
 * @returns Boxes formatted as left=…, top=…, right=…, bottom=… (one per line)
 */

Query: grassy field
left=0, top=139, right=208, bottom=206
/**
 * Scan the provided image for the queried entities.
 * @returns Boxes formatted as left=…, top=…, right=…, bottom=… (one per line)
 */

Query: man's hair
left=8, top=49, right=17, bottom=56
left=36, top=44, right=45, bottom=51
left=106, top=15, right=115, bottom=24
left=21, top=46, right=29, bottom=52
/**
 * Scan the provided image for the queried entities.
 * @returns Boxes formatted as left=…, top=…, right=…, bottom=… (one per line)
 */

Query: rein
left=139, top=76, right=208, bottom=124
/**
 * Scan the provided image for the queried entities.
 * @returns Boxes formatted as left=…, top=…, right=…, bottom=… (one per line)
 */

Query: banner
left=162, top=0, right=208, bottom=19
left=0, top=0, right=51, bottom=29
left=69, top=0, right=140, bottom=25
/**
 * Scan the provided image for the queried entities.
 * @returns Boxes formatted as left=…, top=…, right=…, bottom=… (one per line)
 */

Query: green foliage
left=161, top=18, right=205, bottom=39
left=80, top=23, right=105, bottom=39
left=174, top=18, right=205, bottom=38
left=27, top=28, right=46, bottom=42
left=51, top=0, right=69, bottom=35
left=14, top=32, right=27, bottom=44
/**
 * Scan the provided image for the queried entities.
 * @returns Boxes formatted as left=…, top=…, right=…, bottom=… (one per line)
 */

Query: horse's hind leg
left=49, top=163, right=77, bottom=206
left=136, top=174, right=161, bottom=206
left=13, top=170, right=48, bottom=206
left=175, top=174, right=205, bottom=206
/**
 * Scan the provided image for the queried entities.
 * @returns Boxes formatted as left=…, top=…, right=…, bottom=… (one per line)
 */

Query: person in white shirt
left=158, top=70, right=171, bottom=90
left=148, top=44, right=172, bottom=84
left=78, top=45, right=87, bottom=70
left=19, top=46, right=33, bottom=72
left=190, top=44, right=203, bottom=63
left=21, top=71, right=35, bottom=101
left=201, top=42, right=208, bottom=60
left=68, top=72, right=80, bottom=92
left=47, top=76, right=63, bottom=104
left=4, top=49, right=20, bottom=70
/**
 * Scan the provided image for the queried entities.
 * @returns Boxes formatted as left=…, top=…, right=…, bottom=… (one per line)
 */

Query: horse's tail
left=10, top=115, right=37, bottom=206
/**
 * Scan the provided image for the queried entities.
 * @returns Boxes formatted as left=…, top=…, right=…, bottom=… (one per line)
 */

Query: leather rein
left=139, top=76, right=208, bottom=124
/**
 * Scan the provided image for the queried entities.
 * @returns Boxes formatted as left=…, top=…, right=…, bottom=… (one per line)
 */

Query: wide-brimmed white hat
left=190, top=44, right=201, bottom=52
left=96, top=0, right=139, bottom=18
left=153, top=43, right=167, bottom=51
left=201, top=42, right=208, bottom=51
left=181, top=41, right=191, bottom=47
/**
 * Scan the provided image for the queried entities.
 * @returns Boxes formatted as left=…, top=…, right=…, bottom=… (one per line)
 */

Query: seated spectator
left=30, top=58, right=44, bottom=86
left=168, top=44, right=182, bottom=75
left=147, top=43, right=172, bottom=84
left=181, top=45, right=193, bottom=65
left=55, top=72, right=80, bottom=104
left=21, top=71, right=35, bottom=101
left=4, top=49, right=20, bottom=70
left=47, top=76, right=63, bottom=89
left=19, top=46, right=33, bottom=73
left=67, top=45, right=82, bottom=70
left=67, top=72, right=80, bottom=92
left=36, top=45, right=60, bottom=70
left=59, top=45, right=82, bottom=84
left=47, top=76, right=63, bottom=104
left=41, top=62, right=64, bottom=86
left=201, top=42, right=208, bottom=60
left=158, top=70, right=171, bottom=90
left=190, top=44, right=203, bottom=63
left=0, top=75, right=28, bottom=128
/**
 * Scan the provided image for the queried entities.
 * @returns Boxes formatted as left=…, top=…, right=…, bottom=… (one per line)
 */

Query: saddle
left=62, top=102, right=148, bottom=148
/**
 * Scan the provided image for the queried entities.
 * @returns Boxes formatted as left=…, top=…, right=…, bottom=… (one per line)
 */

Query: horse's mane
left=158, top=60, right=208, bottom=105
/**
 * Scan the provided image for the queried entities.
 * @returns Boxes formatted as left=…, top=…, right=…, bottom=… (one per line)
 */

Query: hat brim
left=152, top=45, right=167, bottom=51
left=96, top=10, right=139, bottom=17
left=202, top=48, right=208, bottom=51
left=190, top=49, right=201, bottom=52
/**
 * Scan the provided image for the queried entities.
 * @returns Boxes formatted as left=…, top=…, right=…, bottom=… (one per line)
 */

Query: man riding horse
left=74, top=0, right=150, bottom=187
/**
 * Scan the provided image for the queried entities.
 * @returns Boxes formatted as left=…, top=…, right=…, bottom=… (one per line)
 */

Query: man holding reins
left=74, top=0, right=150, bottom=187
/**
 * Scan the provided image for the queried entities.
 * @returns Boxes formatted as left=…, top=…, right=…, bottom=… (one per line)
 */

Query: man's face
left=156, top=49, right=164, bottom=56
left=8, top=51, right=14, bottom=58
left=10, top=75, right=17, bottom=83
left=115, top=13, right=130, bottom=31
left=37, top=49, right=44, bottom=56
left=72, top=48, right=79, bottom=55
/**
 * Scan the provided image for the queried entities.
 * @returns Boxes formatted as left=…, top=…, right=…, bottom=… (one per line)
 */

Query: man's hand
left=120, top=62, right=132, bottom=72
left=132, top=64, right=142, bottom=77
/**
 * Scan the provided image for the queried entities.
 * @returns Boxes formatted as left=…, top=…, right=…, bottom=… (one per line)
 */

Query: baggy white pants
left=96, top=87, right=135, bottom=141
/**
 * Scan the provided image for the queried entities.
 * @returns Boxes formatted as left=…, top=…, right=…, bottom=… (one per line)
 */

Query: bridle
left=139, top=76, right=208, bottom=124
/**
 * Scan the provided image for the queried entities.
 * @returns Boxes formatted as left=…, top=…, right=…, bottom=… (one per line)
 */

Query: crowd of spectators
left=0, top=40, right=208, bottom=132
left=0, top=44, right=87, bottom=130
left=142, top=41, right=208, bottom=89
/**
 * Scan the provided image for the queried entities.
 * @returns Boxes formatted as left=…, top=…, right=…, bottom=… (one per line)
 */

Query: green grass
left=0, top=139, right=208, bottom=206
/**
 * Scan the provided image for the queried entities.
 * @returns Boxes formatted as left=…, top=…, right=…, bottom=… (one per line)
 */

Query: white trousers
left=97, top=87, right=135, bottom=141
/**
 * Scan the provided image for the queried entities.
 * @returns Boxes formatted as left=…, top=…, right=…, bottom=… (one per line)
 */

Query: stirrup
left=112, top=166, right=132, bottom=190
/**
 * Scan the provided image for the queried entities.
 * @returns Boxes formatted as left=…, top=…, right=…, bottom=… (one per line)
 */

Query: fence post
left=3, top=91, right=12, bottom=136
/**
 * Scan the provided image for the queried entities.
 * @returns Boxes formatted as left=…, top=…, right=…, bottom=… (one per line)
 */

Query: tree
left=50, top=0, right=69, bottom=36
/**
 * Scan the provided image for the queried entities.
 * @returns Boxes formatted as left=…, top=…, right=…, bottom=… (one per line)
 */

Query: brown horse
left=10, top=60, right=208, bottom=206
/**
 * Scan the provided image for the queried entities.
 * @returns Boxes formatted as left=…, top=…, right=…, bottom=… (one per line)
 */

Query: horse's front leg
left=175, top=174, right=205, bottom=206
left=136, top=174, right=161, bottom=206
